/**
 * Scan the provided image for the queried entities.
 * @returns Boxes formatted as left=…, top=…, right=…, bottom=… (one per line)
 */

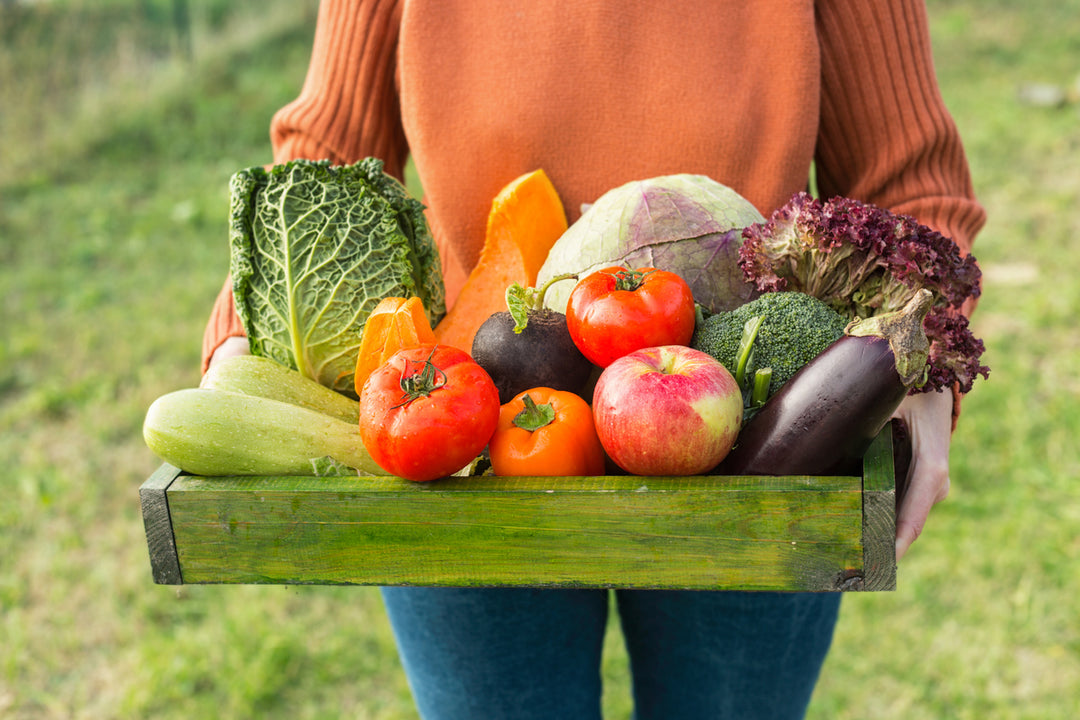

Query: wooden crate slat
left=139, top=462, right=184, bottom=585
left=165, top=473, right=862, bottom=591
left=140, top=428, right=898, bottom=591
left=859, top=428, right=897, bottom=590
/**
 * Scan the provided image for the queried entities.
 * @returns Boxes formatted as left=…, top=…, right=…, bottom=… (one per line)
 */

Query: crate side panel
left=166, top=480, right=864, bottom=591
left=860, top=428, right=897, bottom=590
left=139, top=464, right=184, bottom=585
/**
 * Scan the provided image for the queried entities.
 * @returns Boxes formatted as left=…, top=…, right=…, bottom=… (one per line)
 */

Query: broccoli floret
left=691, top=291, right=848, bottom=402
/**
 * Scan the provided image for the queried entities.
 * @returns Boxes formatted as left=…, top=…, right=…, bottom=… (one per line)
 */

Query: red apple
left=592, top=345, right=743, bottom=476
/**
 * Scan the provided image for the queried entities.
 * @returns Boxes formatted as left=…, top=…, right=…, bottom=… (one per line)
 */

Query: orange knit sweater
left=203, top=0, right=985, bottom=373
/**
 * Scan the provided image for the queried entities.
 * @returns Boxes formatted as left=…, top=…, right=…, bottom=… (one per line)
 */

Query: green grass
left=1, top=1, right=1078, bottom=717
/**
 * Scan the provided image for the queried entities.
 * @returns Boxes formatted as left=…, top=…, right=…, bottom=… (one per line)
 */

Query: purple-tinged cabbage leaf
left=537, top=175, right=764, bottom=314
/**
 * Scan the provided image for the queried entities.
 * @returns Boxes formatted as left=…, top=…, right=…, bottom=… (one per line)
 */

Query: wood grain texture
left=860, top=429, right=897, bottom=591
left=139, top=463, right=183, bottom=585
left=163, top=472, right=864, bottom=590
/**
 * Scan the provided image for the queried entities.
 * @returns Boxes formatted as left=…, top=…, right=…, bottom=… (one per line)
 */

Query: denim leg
left=615, top=590, right=841, bottom=720
left=380, top=586, right=610, bottom=720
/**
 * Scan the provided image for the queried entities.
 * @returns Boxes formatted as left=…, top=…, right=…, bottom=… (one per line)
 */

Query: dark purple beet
left=716, top=289, right=934, bottom=477
left=471, top=308, right=594, bottom=405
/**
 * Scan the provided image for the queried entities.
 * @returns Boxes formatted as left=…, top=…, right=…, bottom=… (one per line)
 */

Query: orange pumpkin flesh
left=354, top=296, right=436, bottom=397
left=433, top=169, right=568, bottom=353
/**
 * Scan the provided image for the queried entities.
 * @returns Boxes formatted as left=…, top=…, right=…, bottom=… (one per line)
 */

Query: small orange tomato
left=488, top=387, right=606, bottom=477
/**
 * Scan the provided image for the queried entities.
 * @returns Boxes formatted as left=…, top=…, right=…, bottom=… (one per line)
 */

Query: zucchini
left=200, top=355, right=359, bottom=424
left=143, top=388, right=387, bottom=477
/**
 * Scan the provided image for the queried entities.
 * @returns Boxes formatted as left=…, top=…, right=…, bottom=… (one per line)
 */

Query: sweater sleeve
left=200, top=275, right=246, bottom=374
left=200, top=0, right=408, bottom=373
left=813, top=0, right=986, bottom=425
left=270, top=0, right=409, bottom=178
left=813, top=0, right=985, bottom=257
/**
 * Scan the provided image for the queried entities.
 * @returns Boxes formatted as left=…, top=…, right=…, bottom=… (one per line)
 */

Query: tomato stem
left=612, top=267, right=655, bottom=292
left=393, top=346, right=448, bottom=408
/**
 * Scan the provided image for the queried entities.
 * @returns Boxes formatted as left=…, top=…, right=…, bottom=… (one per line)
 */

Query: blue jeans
left=381, top=587, right=841, bottom=720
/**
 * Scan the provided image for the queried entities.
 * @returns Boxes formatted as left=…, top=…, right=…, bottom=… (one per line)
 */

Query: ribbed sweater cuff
left=201, top=275, right=247, bottom=374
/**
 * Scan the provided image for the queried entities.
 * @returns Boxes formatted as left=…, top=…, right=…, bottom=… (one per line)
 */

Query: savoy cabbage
left=229, top=158, right=445, bottom=397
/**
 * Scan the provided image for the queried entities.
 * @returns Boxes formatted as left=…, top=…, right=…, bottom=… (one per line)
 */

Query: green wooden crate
left=140, top=427, right=897, bottom=592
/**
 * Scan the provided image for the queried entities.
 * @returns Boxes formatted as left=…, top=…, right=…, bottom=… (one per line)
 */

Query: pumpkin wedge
left=354, top=296, right=437, bottom=397
left=433, top=169, right=568, bottom=352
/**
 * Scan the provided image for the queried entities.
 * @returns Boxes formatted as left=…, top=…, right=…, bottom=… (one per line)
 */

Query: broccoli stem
left=750, top=368, right=772, bottom=408
left=734, top=315, right=764, bottom=388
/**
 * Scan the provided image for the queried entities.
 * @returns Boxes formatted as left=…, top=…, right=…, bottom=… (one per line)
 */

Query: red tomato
left=359, top=344, right=500, bottom=482
left=565, top=267, right=697, bottom=367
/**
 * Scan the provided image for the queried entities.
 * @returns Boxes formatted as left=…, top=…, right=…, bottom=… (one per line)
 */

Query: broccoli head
left=691, top=291, right=847, bottom=402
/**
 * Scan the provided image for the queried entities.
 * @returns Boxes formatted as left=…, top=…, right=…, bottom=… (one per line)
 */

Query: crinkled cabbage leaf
left=229, top=158, right=445, bottom=397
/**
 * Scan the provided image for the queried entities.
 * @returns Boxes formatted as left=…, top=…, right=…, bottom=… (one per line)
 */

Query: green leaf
left=229, top=159, right=446, bottom=397
left=505, top=283, right=536, bottom=334
left=310, top=456, right=357, bottom=477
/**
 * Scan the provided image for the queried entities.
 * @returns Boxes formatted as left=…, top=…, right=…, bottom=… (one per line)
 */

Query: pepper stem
left=512, top=393, right=557, bottom=432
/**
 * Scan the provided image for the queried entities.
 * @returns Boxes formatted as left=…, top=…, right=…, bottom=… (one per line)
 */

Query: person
left=202, top=1, right=985, bottom=718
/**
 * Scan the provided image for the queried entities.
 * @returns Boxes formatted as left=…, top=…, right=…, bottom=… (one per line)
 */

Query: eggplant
left=716, top=289, right=934, bottom=477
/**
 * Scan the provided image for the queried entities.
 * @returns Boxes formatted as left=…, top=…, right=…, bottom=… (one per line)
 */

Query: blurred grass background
left=1, top=0, right=1078, bottom=717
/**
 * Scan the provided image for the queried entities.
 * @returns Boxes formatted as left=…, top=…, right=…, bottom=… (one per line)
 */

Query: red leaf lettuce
left=739, top=192, right=988, bottom=393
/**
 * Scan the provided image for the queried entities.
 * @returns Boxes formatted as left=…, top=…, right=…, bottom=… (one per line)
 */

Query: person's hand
left=205, top=336, right=250, bottom=372
left=891, top=389, right=954, bottom=562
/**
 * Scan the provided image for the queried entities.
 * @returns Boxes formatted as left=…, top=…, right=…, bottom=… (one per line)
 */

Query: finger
left=895, top=454, right=950, bottom=562
left=204, top=336, right=250, bottom=374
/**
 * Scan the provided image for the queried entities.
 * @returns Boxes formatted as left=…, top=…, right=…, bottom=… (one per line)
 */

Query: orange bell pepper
left=488, top=387, right=606, bottom=477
